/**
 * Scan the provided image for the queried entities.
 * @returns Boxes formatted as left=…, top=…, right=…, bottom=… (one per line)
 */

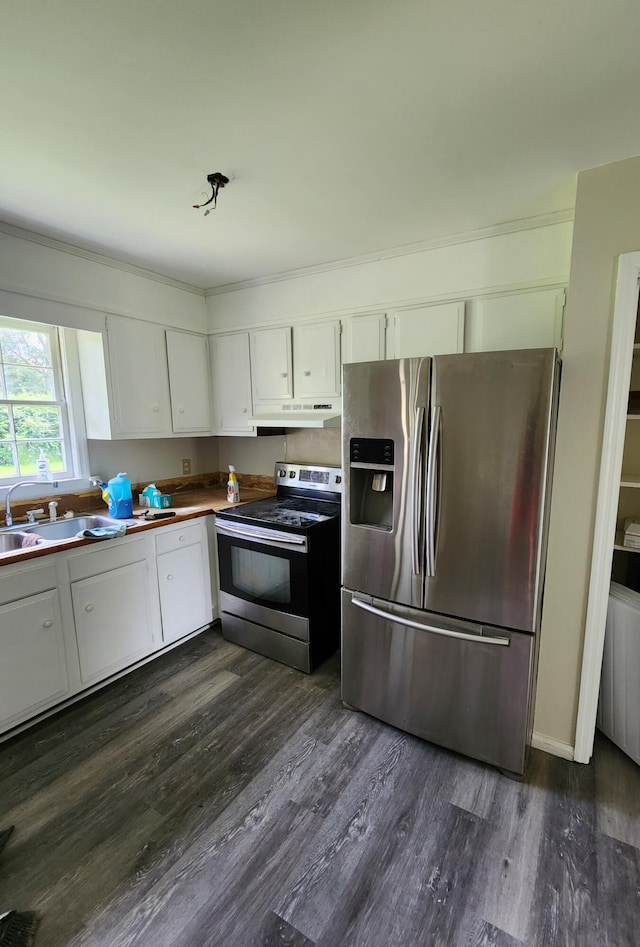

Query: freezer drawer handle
left=352, top=597, right=510, bottom=646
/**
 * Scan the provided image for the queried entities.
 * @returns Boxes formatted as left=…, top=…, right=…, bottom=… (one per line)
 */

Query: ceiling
left=2, top=1, right=640, bottom=292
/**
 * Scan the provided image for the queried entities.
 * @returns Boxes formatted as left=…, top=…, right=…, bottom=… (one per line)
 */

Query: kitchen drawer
left=68, top=536, right=149, bottom=582
left=155, top=520, right=204, bottom=556
left=0, top=561, right=57, bottom=606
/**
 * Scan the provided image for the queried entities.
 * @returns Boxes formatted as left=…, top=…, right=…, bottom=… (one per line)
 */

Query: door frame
left=574, top=251, right=640, bottom=762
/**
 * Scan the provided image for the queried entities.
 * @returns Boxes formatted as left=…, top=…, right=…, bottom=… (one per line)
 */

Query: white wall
left=0, top=224, right=206, bottom=332
left=536, top=155, right=640, bottom=753
left=87, top=437, right=219, bottom=486
left=207, top=216, right=573, bottom=330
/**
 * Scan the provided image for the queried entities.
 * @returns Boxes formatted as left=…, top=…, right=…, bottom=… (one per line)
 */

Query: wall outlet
left=182, top=458, right=192, bottom=476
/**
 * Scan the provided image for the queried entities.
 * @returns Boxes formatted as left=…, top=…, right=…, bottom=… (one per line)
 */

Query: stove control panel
left=274, top=462, right=342, bottom=494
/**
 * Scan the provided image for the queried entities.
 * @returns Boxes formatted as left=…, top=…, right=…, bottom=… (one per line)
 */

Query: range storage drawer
left=341, top=588, right=536, bottom=774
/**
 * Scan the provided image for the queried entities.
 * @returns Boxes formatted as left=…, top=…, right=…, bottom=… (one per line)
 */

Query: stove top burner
left=218, top=495, right=339, bottom=530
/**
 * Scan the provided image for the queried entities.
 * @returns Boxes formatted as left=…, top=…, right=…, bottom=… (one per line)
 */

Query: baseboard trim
left=531, top=731, right=575, bottom=761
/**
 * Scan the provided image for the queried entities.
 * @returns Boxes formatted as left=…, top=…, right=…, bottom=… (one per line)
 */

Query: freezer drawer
left=341, top=589, right=536, bottom=774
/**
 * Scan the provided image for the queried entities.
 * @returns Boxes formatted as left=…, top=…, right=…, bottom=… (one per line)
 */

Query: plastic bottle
left=35, top=449, right=51, bottom=481
left=141, top=483, right=158, bottom=508
left=227, top=465, right=240, bottom=503
left=107, top=472, right=133, bottom=519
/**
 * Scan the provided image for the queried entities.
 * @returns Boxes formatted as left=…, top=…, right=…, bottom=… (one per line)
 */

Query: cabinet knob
left=178, top=407, right=185, bottom=414
left=242, top=407, right=247, bottom=414
left=85, top=603, right=94, bottom=612
left=43, top=619, right=53, bottom=628
left=304, top=370, right=311, bottom=376
left=152, top=405, right=159, bottom=413
left=281, top=372, right=287, bottom=378
left=178, top=534, right=185, bottom=542
left=166, top=573, right=174, bottom=581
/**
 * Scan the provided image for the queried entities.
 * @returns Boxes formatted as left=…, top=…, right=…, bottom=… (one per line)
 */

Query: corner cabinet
left=211, top=331, right=256, bottom=435
left=78, top=316, right=212, bottom=438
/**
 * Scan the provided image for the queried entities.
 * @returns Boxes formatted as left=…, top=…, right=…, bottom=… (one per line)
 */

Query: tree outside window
left=0, top=318, right=71, bottom=481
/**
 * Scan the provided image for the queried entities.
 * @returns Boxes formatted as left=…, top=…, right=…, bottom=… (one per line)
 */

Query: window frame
left=0, top=315, right=84, bottom=487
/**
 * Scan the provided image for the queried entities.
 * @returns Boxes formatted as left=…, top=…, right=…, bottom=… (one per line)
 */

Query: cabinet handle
left=166, top=574, right=174, bottom=581
left=85, top=604, right=94, bottom=612
left=43, top=619, right=53, bottom=628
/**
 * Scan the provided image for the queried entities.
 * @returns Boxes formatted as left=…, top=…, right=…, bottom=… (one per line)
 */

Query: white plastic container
left=598, top=581, right=640, bottom=765
left=227, top=465, right=240, bottom=503
left=36, top=449, right=51, bottom=481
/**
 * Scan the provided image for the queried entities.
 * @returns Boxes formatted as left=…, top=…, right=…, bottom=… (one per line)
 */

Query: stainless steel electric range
left=214, top=462, right=342, bottom=673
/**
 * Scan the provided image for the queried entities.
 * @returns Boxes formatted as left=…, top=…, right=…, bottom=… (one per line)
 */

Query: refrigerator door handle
left=352, top=596, right=511, bottom=646
left=425, top=403, right=441, bottom=576
left=411, top=405, right=425, bottom=575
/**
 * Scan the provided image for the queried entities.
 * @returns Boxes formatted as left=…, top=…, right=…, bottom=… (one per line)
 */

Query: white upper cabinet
left=389, top=302, right=465, bottom=358
left=465, top=289, right=565, bottom=353
left=250, top=320, right=341, bottom=403
left=166, top=330, right=212, bottom=433
left=78, top=316, right=212, bottom=439
left=342, top=313, right=387, bottom=364
left=211, top=332, right=256, bottom=436
left=293, top=321, right=341, bottom=398
left=250, top=326, right=293, bottom=402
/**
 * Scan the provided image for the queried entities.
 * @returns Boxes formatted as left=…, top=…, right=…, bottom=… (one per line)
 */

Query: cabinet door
left=211, top=332, right=255, bottom=435
left=166, top=330, right=212, bottom=433
left=293, top=321, right=341, bottom=398
left=250, top=327, right=293, bottom=401
left=157, top=542, right=209, bottom=644
left=0, top=589, right=68, bottom=730
left=71, top=559, right=154, bottom=685
left=107, top=316, right=172, bottom=436
left=466, top=289, right=565, bottom=353
left=391, top=303, right=465, bottom=358
left=343, top=313, right=386, bottom=364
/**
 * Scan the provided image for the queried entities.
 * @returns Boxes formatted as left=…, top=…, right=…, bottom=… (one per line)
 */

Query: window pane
left=0, top=329, right=52, bottom=368
left=0, top=437, right=17, bottom=478
left=13, top=405, right=62, bottom=440
left=5, top=365, right=56, bottom=400
left=0, top=405, right=10, bottom=440
left=17, top=440, right=65, bottom=477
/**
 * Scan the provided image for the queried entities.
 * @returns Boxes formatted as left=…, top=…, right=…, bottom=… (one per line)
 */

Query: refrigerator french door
left=341, top=349, right=559, bottom=774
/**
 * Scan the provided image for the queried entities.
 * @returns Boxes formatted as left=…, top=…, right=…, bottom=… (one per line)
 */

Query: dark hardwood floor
left=1, top=627, right=639, bottom=946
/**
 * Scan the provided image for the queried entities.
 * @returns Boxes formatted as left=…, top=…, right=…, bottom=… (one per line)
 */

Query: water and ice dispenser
left=349, top=438, right=394, bottom=530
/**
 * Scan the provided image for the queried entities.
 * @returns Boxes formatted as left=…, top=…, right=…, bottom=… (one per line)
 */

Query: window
left=0, top=316, right=75, bottom=483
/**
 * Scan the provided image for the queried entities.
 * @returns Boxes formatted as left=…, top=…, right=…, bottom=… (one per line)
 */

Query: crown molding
left=0, top=220, right=205, bottom=297
left=206, top=208, right=575, bottom=297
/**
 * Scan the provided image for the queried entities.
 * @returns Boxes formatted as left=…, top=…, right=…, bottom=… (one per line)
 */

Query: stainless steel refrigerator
left=341, top=348, right=560, bottom=775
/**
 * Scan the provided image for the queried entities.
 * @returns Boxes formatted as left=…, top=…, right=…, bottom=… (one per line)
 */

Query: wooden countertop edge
left=0, top=487, right=275, bottom=569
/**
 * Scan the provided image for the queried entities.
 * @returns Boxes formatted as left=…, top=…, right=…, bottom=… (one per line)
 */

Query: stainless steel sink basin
left=24, top=514, right=131, bottom=541
left=0, top=531, right=43, bottom=552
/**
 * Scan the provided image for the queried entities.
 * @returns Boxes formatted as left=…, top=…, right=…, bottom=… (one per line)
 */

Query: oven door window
left=218, top=534, right=308, bottom=615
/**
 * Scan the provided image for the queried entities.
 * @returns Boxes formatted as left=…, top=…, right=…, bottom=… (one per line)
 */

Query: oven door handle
left=215, top=521, right=307, bottom=546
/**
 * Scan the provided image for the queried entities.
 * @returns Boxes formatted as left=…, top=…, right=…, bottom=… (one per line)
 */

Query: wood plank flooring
left=0, top=627, right=639, bottom=946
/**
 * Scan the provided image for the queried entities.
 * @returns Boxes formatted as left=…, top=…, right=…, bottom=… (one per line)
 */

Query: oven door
left=215, top=520, right=309, bottom=619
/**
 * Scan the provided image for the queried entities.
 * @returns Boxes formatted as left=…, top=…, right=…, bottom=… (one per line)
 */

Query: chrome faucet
left=4, top=481, right=53, bottom=528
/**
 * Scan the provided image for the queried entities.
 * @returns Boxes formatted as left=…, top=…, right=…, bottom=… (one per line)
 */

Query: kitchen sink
left=24, top=514, right=133, bottom=541
left=0, top=531, right=43, bottom=552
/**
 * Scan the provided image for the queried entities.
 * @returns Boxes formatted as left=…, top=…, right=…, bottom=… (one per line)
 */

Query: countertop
left=0, top=485, right=275, bottom=569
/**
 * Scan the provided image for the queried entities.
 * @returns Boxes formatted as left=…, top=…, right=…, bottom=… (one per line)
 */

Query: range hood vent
left=249, top=401, right=342, bottom=429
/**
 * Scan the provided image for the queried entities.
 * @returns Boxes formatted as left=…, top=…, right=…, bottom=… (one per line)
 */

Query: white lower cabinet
left=71, top=559, right=155, bottom=685
left=0, top=516, right=214, bottom=737
left=156, top=520, right=211, bottom=644
left=0, top=587, right=68, bottom=729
